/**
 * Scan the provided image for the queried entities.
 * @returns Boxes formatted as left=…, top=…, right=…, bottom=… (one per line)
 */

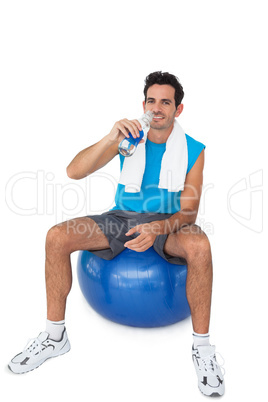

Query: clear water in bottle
left=118, top=111, right=154, bottom=157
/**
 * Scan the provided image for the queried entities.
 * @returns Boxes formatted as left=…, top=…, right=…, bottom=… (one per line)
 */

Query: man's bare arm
left=66, top=118, right=143, bottom=180
left=66, top=135, right=119, bottom=180
left=158, top=149, right=205, bottom=234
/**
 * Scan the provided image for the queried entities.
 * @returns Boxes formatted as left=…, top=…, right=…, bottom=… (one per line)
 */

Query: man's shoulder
left=185, top=133, right=206, bottom=150
left=185, top=134, right=206, bottom=174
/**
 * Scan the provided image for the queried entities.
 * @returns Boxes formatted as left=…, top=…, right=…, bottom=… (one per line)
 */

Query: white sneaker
left=192, top=345, right=225, bottom=397
left=8, top=329, right=71, bottom=374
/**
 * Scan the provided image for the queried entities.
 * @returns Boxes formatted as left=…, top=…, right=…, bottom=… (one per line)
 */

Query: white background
left=1, top=0, right=267, bottom=400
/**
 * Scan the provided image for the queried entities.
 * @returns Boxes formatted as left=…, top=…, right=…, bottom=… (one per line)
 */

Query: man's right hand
left=108, top=119, right=145, bottom=144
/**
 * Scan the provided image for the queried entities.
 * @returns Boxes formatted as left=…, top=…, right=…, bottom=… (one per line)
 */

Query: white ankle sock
left=46, top=319, right=65, bottom=341
left=193, top=332, right=210, bottom=348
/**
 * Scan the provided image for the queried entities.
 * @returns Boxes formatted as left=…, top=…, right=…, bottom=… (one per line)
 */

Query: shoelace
left=24, top=337, right=43, bottom=356
left=200, top=352, right=226, bottom=377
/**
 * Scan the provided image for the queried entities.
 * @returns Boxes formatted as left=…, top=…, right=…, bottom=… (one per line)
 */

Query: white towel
left=119, top=119, right=188, bottom=193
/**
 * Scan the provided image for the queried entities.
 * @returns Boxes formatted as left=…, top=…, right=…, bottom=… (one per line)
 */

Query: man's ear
left=176, top=103, right=184, bottom=117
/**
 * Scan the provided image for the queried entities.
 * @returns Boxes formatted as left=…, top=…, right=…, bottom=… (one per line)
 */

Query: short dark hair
left=144, top=71, right=184, bottom=109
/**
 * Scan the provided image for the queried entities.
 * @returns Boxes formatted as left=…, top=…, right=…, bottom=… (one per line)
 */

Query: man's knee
left=46, top=223, right=70, bottom=253
left=45, top=218, right=108, bottom=255
left=179, top=224, right=211, bottom=261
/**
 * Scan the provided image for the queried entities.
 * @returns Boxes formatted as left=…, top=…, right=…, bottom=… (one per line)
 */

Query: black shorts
left=86, top=209, right=186, bottom=266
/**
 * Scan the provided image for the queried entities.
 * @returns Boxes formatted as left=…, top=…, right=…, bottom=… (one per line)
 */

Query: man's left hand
left=124, top=221, right=163, bottom=252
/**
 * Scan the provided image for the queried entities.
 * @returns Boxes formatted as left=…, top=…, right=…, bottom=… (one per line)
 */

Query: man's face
left=143, top=84, right=182, bottom=131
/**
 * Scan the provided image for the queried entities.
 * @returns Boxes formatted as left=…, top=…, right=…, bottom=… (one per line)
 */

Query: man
left=9, top=71, right=225, bottom=397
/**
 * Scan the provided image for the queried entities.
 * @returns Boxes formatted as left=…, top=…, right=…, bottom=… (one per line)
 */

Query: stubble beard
left=150, top=113, right=176, bottom=131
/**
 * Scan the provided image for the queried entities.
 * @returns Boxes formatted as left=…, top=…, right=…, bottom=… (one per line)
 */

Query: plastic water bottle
left=118, top=111, right=154, bottom=157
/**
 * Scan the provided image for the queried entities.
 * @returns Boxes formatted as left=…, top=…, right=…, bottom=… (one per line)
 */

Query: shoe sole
left=199, top=385, right=224, bottom=397
left=8, top=341, right=71, bottom=374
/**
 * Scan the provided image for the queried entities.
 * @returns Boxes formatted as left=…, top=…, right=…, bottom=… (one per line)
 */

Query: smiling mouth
left=153, top=116, right=164, bottom=121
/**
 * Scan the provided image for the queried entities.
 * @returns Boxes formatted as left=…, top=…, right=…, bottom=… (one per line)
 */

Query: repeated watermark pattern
left=5, top=169, right=264, bottom=234
left=227, top=169, right=263, bottom=233
left=5, top=171, right=118, bottom=219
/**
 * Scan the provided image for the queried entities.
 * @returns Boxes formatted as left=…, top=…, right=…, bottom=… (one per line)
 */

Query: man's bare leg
left=164, top=224, right=225, bottom=396
left=45, top=217, right=110, bottom=321
left=163, top=224, right=212, bottom=334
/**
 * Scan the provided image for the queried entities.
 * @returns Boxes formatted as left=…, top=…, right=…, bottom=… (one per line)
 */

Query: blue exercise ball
left=77, top=247, right=190, bottom=328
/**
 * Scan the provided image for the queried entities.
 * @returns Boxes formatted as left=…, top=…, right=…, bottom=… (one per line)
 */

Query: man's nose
left=151, top=102, right=163, bottom=114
